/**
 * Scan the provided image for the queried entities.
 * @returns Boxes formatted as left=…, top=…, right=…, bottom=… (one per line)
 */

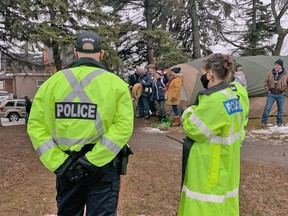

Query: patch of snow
left=0, top=118, right=25, bottom=126
left=140, top=127, right=167, bottom=134
left=251, top=124, right=288, bottom=134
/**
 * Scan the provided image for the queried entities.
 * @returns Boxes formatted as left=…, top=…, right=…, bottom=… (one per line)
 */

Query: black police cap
left=75, top=31, right=101, bottom=53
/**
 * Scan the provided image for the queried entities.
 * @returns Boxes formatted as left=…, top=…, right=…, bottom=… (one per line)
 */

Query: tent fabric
left=248, top=96, right=288, bottom=118
left=170, top=56, right=288, bottom=118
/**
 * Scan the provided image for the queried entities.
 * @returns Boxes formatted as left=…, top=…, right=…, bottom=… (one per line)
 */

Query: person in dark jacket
left=151, top=70, right=169, bottom=121
left=135, top=65, right=153, bottom=119
left=24, top=96, right=32, bottom=124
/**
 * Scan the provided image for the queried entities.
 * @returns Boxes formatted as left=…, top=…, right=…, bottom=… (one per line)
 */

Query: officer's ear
left=74, top=48, right=79, bottom=59
left=207, top=70, right=213, bottom=80
left=99, top=49, right=105, bottom=61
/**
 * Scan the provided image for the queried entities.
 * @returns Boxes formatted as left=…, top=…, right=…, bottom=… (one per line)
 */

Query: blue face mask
left=200, top=73, right=209, bottom=89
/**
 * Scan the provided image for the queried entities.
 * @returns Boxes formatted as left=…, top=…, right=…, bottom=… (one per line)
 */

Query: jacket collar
left=66, top=58, right=107, bottom=70
left=201, top=81, right=230, bottom=96
left=272, top=68, right=285, bottom=74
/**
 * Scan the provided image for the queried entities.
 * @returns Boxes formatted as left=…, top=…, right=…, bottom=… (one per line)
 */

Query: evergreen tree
left=240, top=0, right=274, bottom=56
left=168, top=0, right=233, bottom=59
left=107, top=0, right=189, bottom=67
left=1, top=0, right=124, bottom=71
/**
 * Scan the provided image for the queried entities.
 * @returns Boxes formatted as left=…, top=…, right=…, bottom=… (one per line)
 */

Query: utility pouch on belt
left=116, top=144, right=134, bottom=175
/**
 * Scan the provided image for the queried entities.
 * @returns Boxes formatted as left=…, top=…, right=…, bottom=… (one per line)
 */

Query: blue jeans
left=261, top=93, right=285, bottom=124
left=172, top=105, right=179, bottom=116
left=138, top=96, right=150, bottom=117
left=25, top=112, right=30, bottom=124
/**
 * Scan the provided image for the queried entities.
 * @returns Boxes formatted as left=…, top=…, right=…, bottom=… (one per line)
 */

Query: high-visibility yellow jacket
left=27, top=59, right=134, bottom=172
left=231, top=81, right=249, bottom=141
left=179, top=82, right=244, bottom=216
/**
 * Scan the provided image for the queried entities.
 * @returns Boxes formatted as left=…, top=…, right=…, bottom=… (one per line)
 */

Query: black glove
left=78, top=156, right=99, bottom=172
left=54, top=156, right=75, bottom=178
left=66, top=159, right=89, bottom=182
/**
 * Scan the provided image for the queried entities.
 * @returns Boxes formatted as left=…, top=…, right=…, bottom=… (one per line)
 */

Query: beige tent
left=170, top=56, right=288, bottom=118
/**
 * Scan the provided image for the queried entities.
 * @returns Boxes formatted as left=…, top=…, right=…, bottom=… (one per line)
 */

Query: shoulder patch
left=223, top=98, right=243, bottom=115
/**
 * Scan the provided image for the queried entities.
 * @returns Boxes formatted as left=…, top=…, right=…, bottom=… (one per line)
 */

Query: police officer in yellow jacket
left=229, top=76, right=249, bottom=143
left=179, top=54, right=244, bottom=216
left=27, top=31, right=134, bottom=216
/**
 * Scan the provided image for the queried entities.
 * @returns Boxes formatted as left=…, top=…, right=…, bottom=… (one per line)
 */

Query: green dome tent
left=171, top=56, right=288, bottom=118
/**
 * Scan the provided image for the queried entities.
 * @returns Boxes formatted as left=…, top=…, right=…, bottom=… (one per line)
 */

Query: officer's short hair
left=75, top=31, right=102, bottom=53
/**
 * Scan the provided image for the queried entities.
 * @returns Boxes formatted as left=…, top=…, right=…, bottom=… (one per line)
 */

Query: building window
left=37, top=80, right=45, bottom=87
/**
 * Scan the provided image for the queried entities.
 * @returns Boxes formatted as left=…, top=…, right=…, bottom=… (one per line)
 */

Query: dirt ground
left=0, top=117, right=288, bottom=216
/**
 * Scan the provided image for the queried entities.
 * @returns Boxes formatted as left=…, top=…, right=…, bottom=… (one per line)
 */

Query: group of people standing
left=26, top=29, right=288, bottom=216
left=129, top=64, right=184, bottom=126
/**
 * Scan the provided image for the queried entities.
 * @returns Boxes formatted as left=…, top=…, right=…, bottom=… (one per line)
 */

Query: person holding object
left=27, top=31, right=134, bottom=216
left=135, top=65, right=153, bottom=119
left=261, top=59, right=288, bottom=127
left=178, top=53, right=244, bottom=216
left=165, top=67, right=183, bottom=126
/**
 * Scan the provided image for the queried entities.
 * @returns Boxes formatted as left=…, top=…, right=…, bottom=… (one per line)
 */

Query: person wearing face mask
left=178, top=53, right=245, bottom=216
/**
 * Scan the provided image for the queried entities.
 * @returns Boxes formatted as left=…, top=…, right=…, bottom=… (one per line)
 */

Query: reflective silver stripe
left=182, top=185, right=239, bottom=203
left=62, top=69, right=106, bottom=102
left=80, top=70, right=106, bottom=86
left=219, top=89, right=236, bottom=99
left=189, top=114, right=215, bottom=138
left=189, top=113, right=242, bottom=145
left=36, top=139, right=57, bottom=156
left=56, top=136, right=99, bottom=147
left=63, top=69, right=90, bottom=102
left=181, top=107, right=194, bottom=121
left=49, top=68, right=109, bottom=154
left=95, top=112, right=104, bottom=136
left=210, top=132, right=241, bottom=145
left=100, top=136, right=121, bottom=155
left=188, top=90, right=242, bottom=145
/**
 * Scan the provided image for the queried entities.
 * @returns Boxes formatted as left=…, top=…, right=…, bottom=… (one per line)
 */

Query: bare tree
left=271, top=0, right=288, bottom=55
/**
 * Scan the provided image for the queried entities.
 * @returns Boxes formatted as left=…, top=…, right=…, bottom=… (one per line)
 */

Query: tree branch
left=219, top=31, right=274, bottom=52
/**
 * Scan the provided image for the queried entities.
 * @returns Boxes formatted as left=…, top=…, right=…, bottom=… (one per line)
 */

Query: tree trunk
left=251, top=0, right=257, bottom=47
left=271, top=0, right=288, bottom=55
left=51, top=40, right=62, bottom=71
left=189, top=0, right=201, bottom=59
left=272, top=33, right=286, bottom=55
left=48, top=4, right=62, bottom=71
left=144, top=0, right=154, bottom=64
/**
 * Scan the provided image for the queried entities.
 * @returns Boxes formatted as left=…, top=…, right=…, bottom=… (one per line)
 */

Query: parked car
left=0, top=91, right=13, bottom=104
left=0, top=99, right=26, bottom=122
